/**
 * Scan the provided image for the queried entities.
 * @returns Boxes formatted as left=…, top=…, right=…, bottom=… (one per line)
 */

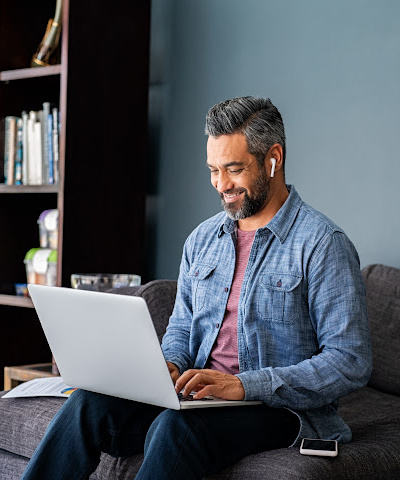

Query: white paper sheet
left=2, top=377, right=77, bottom=398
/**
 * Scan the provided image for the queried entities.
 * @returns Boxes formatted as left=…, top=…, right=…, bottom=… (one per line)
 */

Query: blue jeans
left=21, top=389, right=299, bottom=480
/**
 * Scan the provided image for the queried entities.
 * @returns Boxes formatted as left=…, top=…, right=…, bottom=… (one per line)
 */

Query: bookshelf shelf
left=0, top=65, right=62, bottom=83
left=0, top=185, right=59, bottom=194
left=0, top=295, right=34, bottom=308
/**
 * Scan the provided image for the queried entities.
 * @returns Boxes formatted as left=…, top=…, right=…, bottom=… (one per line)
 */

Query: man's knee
left=66, top=389, right=103, bottom=412
left=147, top=409, right=186, bottom=435
left=63, top=389, right=121, bottom=426
left=145, top=409, right=193, bottom=452
left=69, top=389, right=97, bottom=405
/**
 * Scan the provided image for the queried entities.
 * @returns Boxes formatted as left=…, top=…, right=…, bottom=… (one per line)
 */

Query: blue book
left=47, top=113, right=54, bottom=184
left=52, top=108, right=59, bottom=184
left=14, top=118, right=23, bottom=185
left=42, top=102, right=51, bottom=184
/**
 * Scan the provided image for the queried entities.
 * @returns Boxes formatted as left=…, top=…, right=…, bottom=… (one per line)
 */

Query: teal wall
left=147, top=0, right=400, bottom=280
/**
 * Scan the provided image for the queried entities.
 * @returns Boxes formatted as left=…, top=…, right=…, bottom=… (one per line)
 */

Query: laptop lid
left=28, top=284, right=181, bottom=410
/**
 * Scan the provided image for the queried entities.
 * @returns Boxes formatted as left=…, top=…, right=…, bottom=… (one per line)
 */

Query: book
left=14, top=118, right=23, bottom=185
left=3, top=117, right=11, bottom=183
left=22, top=111, right=29, bottom=185
left=27, top=111, right=37, bottom=185
left=47, top=113, right=54, bottom=184
left=6, top=116, right=17, bottom=185
left=33, top=115, right=43, bottom=185
left=42, top=102, right=51, bottom=184
left=3, top=116, right=19, bottom=184
left=52, top=107, right=59, bottom=184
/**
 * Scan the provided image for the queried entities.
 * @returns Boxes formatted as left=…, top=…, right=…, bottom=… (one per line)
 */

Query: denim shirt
left=161, top=185, right=372, bottom=445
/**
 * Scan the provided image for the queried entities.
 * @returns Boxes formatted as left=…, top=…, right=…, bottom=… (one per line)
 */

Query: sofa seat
left=1, top=384, right=399, bottom=479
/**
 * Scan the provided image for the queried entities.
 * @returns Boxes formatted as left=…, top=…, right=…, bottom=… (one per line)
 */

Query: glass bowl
left=71, top=273, right=141, bottom=292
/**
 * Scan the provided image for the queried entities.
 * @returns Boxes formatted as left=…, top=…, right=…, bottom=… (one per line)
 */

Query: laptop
left=28, top=284, right=262, bottom=410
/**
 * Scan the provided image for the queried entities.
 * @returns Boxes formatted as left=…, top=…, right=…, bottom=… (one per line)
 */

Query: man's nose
left=216, top=171, right=234, bottom=193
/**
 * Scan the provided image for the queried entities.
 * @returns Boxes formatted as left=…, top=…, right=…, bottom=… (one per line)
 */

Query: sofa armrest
left=362, top=264, right=400, bottom=396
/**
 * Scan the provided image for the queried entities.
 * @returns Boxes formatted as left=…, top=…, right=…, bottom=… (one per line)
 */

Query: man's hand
left=174, top=369, right=245, bottom=400
left=166, top=361, right=180, bottom=384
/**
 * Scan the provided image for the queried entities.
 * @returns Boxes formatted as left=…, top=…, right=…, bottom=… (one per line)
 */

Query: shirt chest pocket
left=258, top=272, right=303, bottom=324
left=188, top=263, right=217, bottom=313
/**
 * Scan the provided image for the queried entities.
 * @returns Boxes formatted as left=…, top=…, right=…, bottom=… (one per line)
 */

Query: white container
left=38, top=209, right=59, bottom=249
left=24, top=248, right=57, bottom=286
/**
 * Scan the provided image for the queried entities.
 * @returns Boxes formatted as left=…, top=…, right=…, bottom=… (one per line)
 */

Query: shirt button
left=277, top=280, right=282, bottom=287
left=224, top=287, right=229, bottom=292
left=195, top=271, right=199, bottom=277
left=216, top=323, right=220, bottom=329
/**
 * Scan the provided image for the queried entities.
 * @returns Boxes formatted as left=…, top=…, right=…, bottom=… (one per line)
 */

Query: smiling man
left=22, top=97, right=372, bottom=480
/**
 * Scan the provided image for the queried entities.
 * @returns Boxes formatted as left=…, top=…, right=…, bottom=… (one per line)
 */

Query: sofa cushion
left=0, top=392, right=144, bottom=480
left=107, top=279, right=177, bottom=342
left=208, top=387, right=400, bottom=480
left=0, top=448, right=104, bottom=480
left=362, top=264, right=400, bottom=396
left=0, top=394, right=66, bottom=459
left=0, top=449, right=29, bottom=479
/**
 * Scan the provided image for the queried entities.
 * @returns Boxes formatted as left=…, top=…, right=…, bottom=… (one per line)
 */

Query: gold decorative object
left=31, top=0, right=63, bottom=67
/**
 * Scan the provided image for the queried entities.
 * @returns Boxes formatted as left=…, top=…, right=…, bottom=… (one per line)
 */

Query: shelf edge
left=0, top=295, right=34, bottom=308
left=0, top=65, right=62, bottom=82
left=0, top=185, right=59, bottom=194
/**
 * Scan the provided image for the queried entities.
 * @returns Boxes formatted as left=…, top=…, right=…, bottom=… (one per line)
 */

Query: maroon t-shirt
left=206, top=228, right=256, bottom=374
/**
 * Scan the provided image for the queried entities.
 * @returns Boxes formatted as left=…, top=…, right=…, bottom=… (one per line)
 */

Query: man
left=22, top=96, right=372, bottom=479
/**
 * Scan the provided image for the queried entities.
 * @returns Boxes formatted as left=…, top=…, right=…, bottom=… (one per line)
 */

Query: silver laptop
left=28, top=284, right=261, bottom=410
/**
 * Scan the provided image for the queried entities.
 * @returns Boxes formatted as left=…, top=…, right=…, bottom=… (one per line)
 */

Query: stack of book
left=2, top=102, right=60, bottom=185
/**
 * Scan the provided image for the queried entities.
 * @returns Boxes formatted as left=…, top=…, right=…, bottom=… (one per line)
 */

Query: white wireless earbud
left=270, top=158, right=276, bottom=177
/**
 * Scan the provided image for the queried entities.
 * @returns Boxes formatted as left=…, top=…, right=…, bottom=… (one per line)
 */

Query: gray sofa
left=1, top=264, right=400, bottom=479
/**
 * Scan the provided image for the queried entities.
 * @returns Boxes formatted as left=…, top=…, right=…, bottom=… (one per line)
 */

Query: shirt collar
left=217, top=185, right=302, bottom=243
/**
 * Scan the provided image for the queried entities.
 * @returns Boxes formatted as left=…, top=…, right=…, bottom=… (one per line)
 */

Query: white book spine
left=33, top=120, right=43, bottom=185
left=27, top=111, right=37, bottom=185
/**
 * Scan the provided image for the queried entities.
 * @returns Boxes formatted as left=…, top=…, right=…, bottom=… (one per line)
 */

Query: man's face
left=207, top=133, right=270, bottom=221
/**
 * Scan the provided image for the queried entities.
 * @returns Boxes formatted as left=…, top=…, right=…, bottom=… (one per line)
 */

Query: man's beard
left=220, top=173, right=270, bottom=221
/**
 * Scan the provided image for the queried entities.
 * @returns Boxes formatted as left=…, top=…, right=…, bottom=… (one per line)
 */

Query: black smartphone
left=300, top=438, right=338, bottom=457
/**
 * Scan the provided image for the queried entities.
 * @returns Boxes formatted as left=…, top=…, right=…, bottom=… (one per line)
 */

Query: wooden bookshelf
left=0, top=0, right=151, bottom=387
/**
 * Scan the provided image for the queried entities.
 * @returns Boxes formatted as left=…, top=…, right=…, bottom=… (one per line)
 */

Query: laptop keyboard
left=178, top=393, right=215, bottom=402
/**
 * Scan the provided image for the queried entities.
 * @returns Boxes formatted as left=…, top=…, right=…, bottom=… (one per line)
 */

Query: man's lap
left=70, top=389, right=299, bottom=459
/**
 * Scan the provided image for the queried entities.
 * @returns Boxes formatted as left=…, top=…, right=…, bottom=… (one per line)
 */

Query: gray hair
left=204, top=96, right=286, bottom=169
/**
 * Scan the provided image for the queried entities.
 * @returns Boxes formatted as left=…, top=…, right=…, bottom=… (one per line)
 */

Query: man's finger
left=192, top=384, right=214, bottom=399
left=175, top=369, right=201, bottom=392
left=182, top=373, right=213, bottom=396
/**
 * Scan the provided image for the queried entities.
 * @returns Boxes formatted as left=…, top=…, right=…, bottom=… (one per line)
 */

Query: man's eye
left=229, top=169, right=244, bottom=174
